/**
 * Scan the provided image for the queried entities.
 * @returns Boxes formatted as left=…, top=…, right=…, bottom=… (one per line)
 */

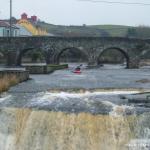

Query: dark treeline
left=126, top=26, right=150, bottom=39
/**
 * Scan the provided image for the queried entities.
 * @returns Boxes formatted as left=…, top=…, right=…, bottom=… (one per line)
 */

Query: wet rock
left=119, top=95, right=127, bottom=99
left=128, top=98, right=150, bottom=103
left=136, top=79, right=150, bottom=83
left=88, top=100, right=113, bottom=114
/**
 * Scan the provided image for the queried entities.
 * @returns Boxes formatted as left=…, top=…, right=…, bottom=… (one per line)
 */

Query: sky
left=0, top=0, right=150, bottom=26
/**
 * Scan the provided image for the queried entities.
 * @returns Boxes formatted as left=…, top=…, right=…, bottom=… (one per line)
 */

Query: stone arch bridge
left=0, top=36, right=150, bottom=68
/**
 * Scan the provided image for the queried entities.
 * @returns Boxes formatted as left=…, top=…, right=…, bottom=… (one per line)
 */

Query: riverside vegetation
left=0, top=75, right=19, bottom=93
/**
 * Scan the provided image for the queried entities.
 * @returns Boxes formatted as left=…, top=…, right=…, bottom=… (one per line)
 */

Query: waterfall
left=0, top=107, right=142, bottom=150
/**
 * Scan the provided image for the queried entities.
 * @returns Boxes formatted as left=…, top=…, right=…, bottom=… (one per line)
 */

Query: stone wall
left=24, top=64, right=68, bottom=74
left=0, top=70, right=29, bottom=82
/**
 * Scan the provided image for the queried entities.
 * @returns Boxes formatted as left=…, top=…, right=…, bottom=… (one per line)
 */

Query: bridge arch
left=97, top=47, right=130, bottom=69
left=16, top=48, right=35, bottom=66
left=16, top=48, right=46, bottom=66
left=56, top=47, right=89, bottom=64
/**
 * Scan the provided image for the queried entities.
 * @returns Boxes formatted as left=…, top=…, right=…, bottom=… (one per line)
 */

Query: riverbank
left=0, top=70, right=29, bottom=93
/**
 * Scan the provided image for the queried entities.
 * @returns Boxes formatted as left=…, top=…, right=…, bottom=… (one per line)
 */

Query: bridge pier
left=45, top=56, right=51, bottom=65
left=44, top=50, right=57, bottom=65
left=128, top=58, right=140, bottom=69
left=6, top=51, right=17, bottom=66
left=45, top=56, right=56, bottom=65
left=88, top=61, right=98, bottom=66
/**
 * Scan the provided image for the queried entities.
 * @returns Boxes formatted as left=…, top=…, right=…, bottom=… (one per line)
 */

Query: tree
left=126, top=28, right=137, bottom=38
left=136, top=26, right=150, bottom=39
left=31, top=51, right=43, bottom=62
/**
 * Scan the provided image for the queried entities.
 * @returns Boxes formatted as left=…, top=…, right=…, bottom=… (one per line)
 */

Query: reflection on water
left=100, top=64, right=126, bottom=69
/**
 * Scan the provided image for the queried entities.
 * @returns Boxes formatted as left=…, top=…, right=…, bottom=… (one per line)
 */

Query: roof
left=22, top=13, right=27, bottom=16
left=0, top=21, right=19, bottom=29
left=0, top=21, right=10, bottom=28
left=12, top=24, right=20, bottom=29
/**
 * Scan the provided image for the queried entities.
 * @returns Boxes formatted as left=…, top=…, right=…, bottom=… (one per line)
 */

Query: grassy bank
left=48, top=64, right=68, bottom=71
left=0, top=75, right=19, bottom=93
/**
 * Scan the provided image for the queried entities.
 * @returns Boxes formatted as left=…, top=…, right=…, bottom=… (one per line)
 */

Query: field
left=38, top=22, right=132, bottom=37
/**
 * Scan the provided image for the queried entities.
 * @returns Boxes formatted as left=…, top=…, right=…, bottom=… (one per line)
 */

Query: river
left=0, top=64, right=150, bottom=150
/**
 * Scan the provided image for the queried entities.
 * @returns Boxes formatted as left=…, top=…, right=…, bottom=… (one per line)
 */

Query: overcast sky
left=0, top=0, right=150, bottom=26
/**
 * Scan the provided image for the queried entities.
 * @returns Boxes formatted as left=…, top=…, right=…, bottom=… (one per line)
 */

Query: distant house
left=0, top=14, right=54, bottom=37
left=15, top=24, right=32, bottom=37
left=0, top=21, right=19, bottom=37
left=17, top=13, right=49, bottom=36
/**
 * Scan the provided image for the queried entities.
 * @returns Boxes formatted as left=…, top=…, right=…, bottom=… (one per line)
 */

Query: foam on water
left=28, top=90, right=140, bottom=109
left=46, top=90, right=140, bottom=98
left=0, top=94, right=12, bottom=103
left=109, top=104, right=134, bottom=116
left=127, top=139, right=150, bottom=150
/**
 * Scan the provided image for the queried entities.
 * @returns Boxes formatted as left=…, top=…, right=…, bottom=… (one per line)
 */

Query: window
left=3, top=29, right=5, bottom=36
left=15, top=30, right=18, bottom=36
left=7, top=30, right=10, bottom=37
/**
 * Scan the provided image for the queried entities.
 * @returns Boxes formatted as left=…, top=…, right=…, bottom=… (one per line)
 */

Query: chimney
left=31, top=16, right=37, bottom=22
left=21, top=13, right=28, bottom=20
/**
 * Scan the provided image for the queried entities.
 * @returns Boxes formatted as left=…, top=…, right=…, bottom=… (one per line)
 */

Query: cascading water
left=0, top=90, right=150, bottom=150
left=0, top=108, right=139, bottom=150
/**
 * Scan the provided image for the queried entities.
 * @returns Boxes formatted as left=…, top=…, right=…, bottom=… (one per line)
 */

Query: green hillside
left=38, top=22, right=113, bottom=37
left=38, top=21, right=150, bottom=38
left=89, top=25, right=131, bottom=37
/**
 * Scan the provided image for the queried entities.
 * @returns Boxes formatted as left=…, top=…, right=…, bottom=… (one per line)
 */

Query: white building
left=15, top=24, right=32, bottom=37
left=0, top=21, right=19, bottom=37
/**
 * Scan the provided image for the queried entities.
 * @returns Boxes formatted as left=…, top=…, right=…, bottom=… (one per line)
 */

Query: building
left=17, top=13, right=49, bottom=36
left=15, top=24, right=32, bottom=37
left=0, top=13, right=53, bottom=37
left=0, top=21, right=19, bottom=37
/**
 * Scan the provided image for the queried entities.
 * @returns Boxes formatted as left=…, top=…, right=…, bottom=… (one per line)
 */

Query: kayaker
left=75, top=64, right=82, bottom=71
